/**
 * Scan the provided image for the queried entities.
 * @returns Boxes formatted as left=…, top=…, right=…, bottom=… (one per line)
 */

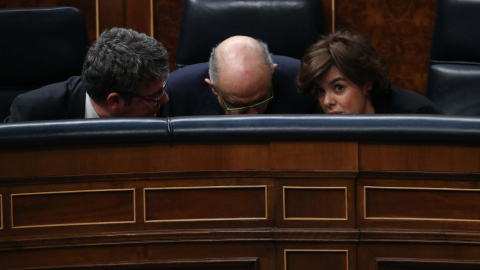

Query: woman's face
left=314, top=67, right=374, bottom=114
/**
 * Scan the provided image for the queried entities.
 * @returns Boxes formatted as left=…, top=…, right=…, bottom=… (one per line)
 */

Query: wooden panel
left=3, top=138, right=480, bottom=269
left=271, top=141, right=358, bottom=171
left=335, top=0, right=438, bottom=95
left=153, top=0, right=183, bottom=72
left=378, top=258, right=480, bottom=270
left=283, top=186, right=347, bottom=220
left=359, top=142, right=480, bottom=173
left=0, top=142, right=270, bottom=179
left=11, top=189, right=135, bottom=228
left=277, top=177, right=357, bottom=229
left=98, top=0, right=124, bottom=34
left=166, top=143, right=270, bottom=171
left=98, top=0, right=151, bottom=36
left=124, top=0, right=151, bottom=35
left=0, top=194, right=2, bottom=230
left=0, top=0, right=98, bottom=44
left=0, top=242, right=274, bottom=270
left=358, top=177, right=480, bottom=232
left=5, top=257, right=259, bottom=270
left=324, top=0, right=333, bottom=33
left=284, top=249, right=349, bottom=270
left=364, top=186, right=480, bottom=222
left=358, top=243, right=480, bottom=270
left=144, top=186, right=267, bottom=222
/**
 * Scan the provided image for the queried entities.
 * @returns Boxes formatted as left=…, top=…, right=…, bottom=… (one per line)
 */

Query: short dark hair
left=82, top=28, right=169, bottom=102
left=296, top=30, right=390, bottom=106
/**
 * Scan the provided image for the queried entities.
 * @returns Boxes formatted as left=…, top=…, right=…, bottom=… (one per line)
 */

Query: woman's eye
left=335, top=85, right=345, bottom=91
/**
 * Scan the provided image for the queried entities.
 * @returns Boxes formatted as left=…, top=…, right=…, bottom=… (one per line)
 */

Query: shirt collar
left=85, top=92, right=100, bottom=118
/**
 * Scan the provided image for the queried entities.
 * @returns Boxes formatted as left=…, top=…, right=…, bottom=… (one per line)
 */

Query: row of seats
left=0, top=0, right=479, bottom=120
left=1, top=115, right=480, bottom=147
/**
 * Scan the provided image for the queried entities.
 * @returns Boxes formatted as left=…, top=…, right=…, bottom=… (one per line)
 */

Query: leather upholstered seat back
left=174, top=0, right=325, bottom=69
left=426, top=0, right=480, bottom=115
left=0, top=7, right=89, bottom=120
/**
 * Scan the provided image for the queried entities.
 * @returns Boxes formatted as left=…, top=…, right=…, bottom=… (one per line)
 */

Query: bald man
left=159, top=36, right=317, bottom=116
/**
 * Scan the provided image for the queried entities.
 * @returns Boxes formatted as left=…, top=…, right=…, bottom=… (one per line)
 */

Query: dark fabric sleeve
left=5, top=76, right=86, bottom=122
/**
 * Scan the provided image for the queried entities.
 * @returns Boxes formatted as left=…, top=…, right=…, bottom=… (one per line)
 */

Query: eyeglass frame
left=214, top=84, right=274, bottom=112
left=117, top=78, right=168, bottom=106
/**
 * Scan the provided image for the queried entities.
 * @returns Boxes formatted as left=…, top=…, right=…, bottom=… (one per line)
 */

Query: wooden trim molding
left=150, top=0, right=154, bottom=37
left=331, top=0, right=336, bottom=32
left=0, top=194, right=2, bottom=230
left=95, top=0, right=99, bottom=38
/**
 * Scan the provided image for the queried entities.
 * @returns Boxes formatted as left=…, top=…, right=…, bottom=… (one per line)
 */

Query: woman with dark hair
left=296, top=31, right=442, bottom=114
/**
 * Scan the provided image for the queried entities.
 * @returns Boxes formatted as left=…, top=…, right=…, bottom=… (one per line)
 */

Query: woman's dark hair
left=296, top=30, right=390, bottom=106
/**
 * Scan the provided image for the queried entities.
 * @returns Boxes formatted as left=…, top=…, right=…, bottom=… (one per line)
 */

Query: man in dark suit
left=160, top=36, right=317, bottom=117
left=6, top=27, right=170, bottom=122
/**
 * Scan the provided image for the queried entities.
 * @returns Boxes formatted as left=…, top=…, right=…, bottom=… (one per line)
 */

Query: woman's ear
left=363, top=81, right=373, bottom=95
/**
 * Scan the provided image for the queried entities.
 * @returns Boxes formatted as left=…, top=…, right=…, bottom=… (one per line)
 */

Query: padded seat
left=175, top=0, right=325, bottom=69
left=0, top=7, right=89, bottom=120
left=426, top=0, right=480, bottom=115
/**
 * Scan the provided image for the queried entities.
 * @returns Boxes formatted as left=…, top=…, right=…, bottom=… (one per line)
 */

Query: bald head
left=209, top=36, right=273, bottom=85
left=206, top=36, right=276, bottom=114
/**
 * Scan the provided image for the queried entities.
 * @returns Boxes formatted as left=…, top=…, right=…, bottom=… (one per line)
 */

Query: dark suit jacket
left=375, top=85, right=443, bottom=114
left=160, top=55, right=317, bottom=117
left=5, top=76, right=86, bottom=122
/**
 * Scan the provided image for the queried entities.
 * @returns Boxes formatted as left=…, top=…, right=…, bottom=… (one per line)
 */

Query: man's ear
left=106, top=92, right=123, bottom=111
left=273, top=63, right=278, bottom=70
left=205, top=78, right=218, bottom=96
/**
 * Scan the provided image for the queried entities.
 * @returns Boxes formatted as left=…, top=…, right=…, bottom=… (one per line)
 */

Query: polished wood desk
left=0, top=116, right=479, bottom=269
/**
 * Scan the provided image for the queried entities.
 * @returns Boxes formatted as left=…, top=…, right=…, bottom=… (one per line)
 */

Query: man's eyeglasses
left=215, top=85, right=274, bottom=112
left=128, top=90, right=166, bottom=106
left=119, top=79, right=167, bottom=106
